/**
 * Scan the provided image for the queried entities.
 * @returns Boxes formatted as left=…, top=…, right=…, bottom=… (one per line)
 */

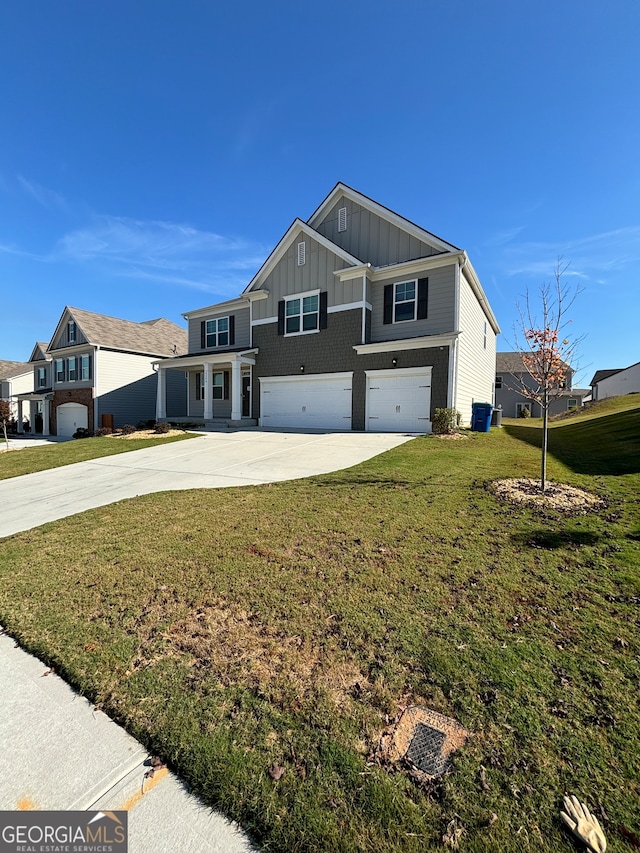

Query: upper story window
left=383, top=278, right=428, bottom=325
left=68, top=357, right=77, bottom=381
left=55, top=358, right=65, bottom=383
left=68, top=321, right=76, bottom=343
left=80, top=354, right=90, bottom=380
left=495, top=375, right=503, bottom=389
left=285, top=292, right=319, bottom=334
left=37, top=366, right=47, bottom=388
left=206, top=317, right=229, bottom=348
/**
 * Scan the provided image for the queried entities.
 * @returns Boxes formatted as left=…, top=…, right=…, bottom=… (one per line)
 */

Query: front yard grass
left=0, top=401, right=638, bottom=852
left=0, top=431, right=196, bottom=481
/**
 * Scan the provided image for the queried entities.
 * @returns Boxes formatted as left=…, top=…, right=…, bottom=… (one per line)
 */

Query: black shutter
left=383, top=284, right=393, bottom=325
left=88, top=355, right=92, bottom=381
left=196, top=372, right=201, bottom=401
left=229, top=315, right=235, bottom=346
left=200, top=321, right=206, bottom=349
left=223, top=371, right=230, bottom=400
left=417, top=278, right=428, bottom=320
left=319, top=291, right=328, bottom=329
left=277, top=300, right=285, bottom=336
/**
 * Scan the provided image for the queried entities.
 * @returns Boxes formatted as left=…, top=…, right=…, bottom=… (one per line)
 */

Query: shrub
left=121, top=423, right=137, bottom=435
left=154, top=421, right=172, bottom=434
left=73, top=427, right=94, bottom=439
left=519, top=407, right=532, bottom=419
left=432, top=408, right=460, bottom=435
left=94, top=427, right=112, bottom=436
left=137, top=418, right=157, bottom=430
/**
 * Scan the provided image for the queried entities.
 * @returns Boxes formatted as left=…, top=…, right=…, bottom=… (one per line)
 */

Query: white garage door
left=56, top=402, right=88, bottom=437
left=260, top=372, right=352, bottom=429
left=366, top=367, right=432, bottom=432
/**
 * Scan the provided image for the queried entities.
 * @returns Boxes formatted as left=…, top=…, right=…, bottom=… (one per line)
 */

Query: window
left=495, top=375, right=503, bottom=389
left=205, top=317, right=229, bottom=348
left=195, top=372, right=204, bottom=401
left=338, top=207, right=347, bottom=232
left=68, top=321, right=76, bottom=343
left=68, top=357, right=77, bottom=381
left=212, top=372, right=225, bottom=400
left=394, top=281, right=417, bottom=322
left=37, top=367, right=47, bottom=388
left=383, top=279, right=428, bottom=325
left=285, top=293, right=319, bottom=334
left=297, top=241, right=306, bottom=266
left=568, top=398, right=578, bottom=409
left=80, top=354, right=90, bottom=380
left=55, top=358, right=65, bottom=383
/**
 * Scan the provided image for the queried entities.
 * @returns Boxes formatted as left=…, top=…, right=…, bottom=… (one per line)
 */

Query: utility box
left=471, top=402, right=493, bottom=432
left=491, top=405, right=503, bottom=428
left=101, top=413, right=114, bottom=430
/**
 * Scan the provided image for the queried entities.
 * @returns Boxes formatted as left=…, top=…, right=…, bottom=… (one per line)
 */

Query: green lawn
left=0, top=431, right=196, bottom=481
left=0, top=399, right=638, bottom=852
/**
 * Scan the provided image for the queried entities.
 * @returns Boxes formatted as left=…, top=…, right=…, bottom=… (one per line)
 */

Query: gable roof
left=0, top=360, right=31, bottom=380
left=307, top=182, right=460, bottom=255
left=48, top=307, right=187, bottom=357
left=497, top=351, right=573, bottom=375
left=589, top=368, right=624, bottom=386
left=28, top=342, right=50, bottom=362
left=243, top=219, right=363, bottom=294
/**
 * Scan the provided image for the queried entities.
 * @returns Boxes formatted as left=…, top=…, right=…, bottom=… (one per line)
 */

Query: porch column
left=203, top=363, right=213, bottom=420
left=17, top=400, right=24, bottom=433
left=230, top=359, right=242, bottom=421
left=156, top=367, right=167, bottom=420
left=42, top=399, right=50, bottom=436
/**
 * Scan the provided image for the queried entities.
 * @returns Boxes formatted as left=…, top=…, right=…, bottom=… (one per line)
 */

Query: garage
left=56, top=402, right=88, bottom=437
left=260, top=372, right=352, bottom=429
left=366, top=367, right=432, bottom=432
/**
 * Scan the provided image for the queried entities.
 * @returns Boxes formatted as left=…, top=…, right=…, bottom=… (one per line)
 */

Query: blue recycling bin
left=471, top=402, right=493, bottom=432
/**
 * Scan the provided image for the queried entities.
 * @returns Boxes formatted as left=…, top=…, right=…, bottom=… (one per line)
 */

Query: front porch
left=14, top=391, right=53, bottom=435
left=154, top=348, right=257, bottom=423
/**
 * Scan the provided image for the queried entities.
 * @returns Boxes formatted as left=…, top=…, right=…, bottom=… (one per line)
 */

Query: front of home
left=156, top=184, right=500, bottom=433
left=0, top=360, right=32, bottom=423
left=16, top=308, right=187, bottom=436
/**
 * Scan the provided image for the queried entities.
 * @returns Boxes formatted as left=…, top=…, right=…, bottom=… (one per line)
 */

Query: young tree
left=512, top=259, right=584, bottom=492
left=0, top=399, right=12, bottom=452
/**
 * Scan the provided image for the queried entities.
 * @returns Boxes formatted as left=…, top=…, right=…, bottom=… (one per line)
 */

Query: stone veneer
left=252, top=309, right=450, bottom=430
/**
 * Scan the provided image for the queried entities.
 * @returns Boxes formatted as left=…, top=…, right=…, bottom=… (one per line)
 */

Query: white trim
left=283, top=288, right=321, bottom=337
left=354, top=333, right=458, bottom=356
left=338, top=206, right=347, bottom=232
left=327, top=301, right=370, bottom=314
left=93, top=346, right=99, bottom=430
left=259, top=371, right=353, bottom=386
left=307, top=183, right=459, bottom=254
left=391, top=279, right=418, bottom=325
left=204, top=315, right=231, bottom=348
left=251, top=315, right=278, bottom=327
left=154, top=350, right=257, bottom=370
left=297, top=241, right=306, bottom=266
left=243, top=219, right=362, bottom=293
left=361, top=274, right=367, bottom=345
left=447, top=337, right=457, bottom=409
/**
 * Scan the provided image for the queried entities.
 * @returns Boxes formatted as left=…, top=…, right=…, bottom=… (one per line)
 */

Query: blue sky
left=1, top=1, right=639, bottom=385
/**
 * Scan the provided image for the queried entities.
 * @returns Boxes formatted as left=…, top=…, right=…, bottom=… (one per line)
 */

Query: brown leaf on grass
left=478, top=765, right=490, bottom=791
left=84, top=642, right=98, bottom=651
left=268, top=764, right=285, bottom=781
left=41, top=668, right=54, bottom=677
left=442, top=817, right=466, bottom=849
left=614, top=636, right=628, bottom=649
left=487, top=813, right=498, bottom=826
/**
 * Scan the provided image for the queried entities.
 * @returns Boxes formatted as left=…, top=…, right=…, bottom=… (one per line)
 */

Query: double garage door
left=260, top=367, right=432, bottom=432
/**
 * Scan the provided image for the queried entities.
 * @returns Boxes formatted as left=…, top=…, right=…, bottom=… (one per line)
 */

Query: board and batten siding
left=50, top=321, right=88, bottom=350
left=96, top=349, right=161, bottom=427
left=369, top=263, right=456, bottom=342
left=188, top=307, right=251, bottom=353
left=454, top=269, right=496, bottom=426
left=252, top=231, right=352, bottom=322
left=314, top=197, right=443, bottom=268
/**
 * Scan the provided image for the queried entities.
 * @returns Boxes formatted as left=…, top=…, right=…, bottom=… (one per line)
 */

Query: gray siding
left=187, top=370, right=232, bottom=419
left=252, top=310, right=449, bottom=430
left=165, top=368, right=187, bottom=419
left=32, top=361, right=51, bottom=390
left=370, top=263, right=456, bottom=342
left=314, top=197, right=443, bottom=267
left=253, top=231, right=352, bottom=321
left=50, top=319, right=88, bottom=350
left=50, top=350, right=94, bottom=391
left=188, top=307, right=251, bottom=353
left=97, top=375, right=158, bottom=427
left=495, top=373, right=585, bottom=418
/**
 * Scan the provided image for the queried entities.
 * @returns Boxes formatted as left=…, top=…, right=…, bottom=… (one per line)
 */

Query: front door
left=242, top=376, right=251, bottom=417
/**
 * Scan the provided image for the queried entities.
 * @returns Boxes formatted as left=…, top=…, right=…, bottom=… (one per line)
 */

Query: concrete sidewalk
left=0, top=429, right=413, bottom=538
left=0, top=629, right=256, bottom=852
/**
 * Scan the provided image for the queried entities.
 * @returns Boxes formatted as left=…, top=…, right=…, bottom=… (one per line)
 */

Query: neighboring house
left=16, top=308, right=187, bottom=436
left=495, top=351, right=589, bottom=417
left=155, top=183, right=500, bottom=432
left=590, top=361, right=640, bottom=401
left=0, top=360, right=32, bottom=422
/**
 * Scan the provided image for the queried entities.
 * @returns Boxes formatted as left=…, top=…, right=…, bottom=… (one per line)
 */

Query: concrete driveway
left=0, top=429, right=413, bottom=538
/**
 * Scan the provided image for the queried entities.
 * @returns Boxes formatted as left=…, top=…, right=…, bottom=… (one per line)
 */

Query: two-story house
left=495, top=351, right=589, bottom=417
left=0, top=360, right=32, bottom=424
left=155, top=184, right=500, bottom=432
left=16, top=308, right=187, bottom=436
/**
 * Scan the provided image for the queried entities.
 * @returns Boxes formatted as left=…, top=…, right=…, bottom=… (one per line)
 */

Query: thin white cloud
left=54, top=215, right=267, bottom=294
left=17, top=175, right=70, bottom=213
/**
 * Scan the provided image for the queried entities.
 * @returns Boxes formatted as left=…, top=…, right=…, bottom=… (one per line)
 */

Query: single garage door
left=260, top=372, right=352, bottom=429
left=366, top=367, right=432, bottom=432
left=56, top=402, right=88, bottom=437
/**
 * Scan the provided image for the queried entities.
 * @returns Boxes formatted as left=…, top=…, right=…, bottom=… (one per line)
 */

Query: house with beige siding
left=155, top=183, right=500, bottom=432
left=16, top=308, right=187, bottom=436
left=0, top=360, right=32, bottom=423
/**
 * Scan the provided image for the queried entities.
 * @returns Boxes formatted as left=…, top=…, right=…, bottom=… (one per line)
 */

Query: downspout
left=93, top=346, right=99, bottom=432
left=450, top=258, right=463, bottom=411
